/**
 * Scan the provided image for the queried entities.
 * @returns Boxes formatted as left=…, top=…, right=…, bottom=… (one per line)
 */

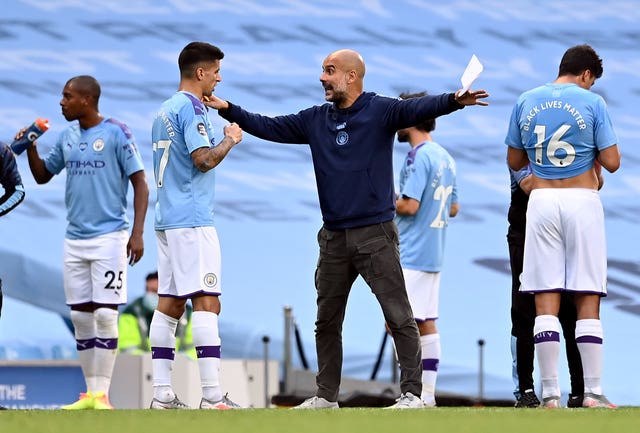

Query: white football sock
left=70, top=310, right=97, bottom=393
left=420, top=334, right=440, bottom=405
left=192, top=311, right=222, bottom=402
left=576, top=319, right=604, bottom=395
left=94, top=307, right=119, bottom=394
left=534, top=315, right=561, bottom=399
left=149, top=310, right=178, bottom=401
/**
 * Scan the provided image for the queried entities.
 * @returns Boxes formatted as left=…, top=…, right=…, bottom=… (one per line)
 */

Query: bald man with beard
left=206, top=49, right=489, bottom=409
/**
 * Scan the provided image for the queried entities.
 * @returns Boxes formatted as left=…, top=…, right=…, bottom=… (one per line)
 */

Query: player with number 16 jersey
left=506, top=44, right=620, bottom=408
left=505, top=78, right=617, bottom=180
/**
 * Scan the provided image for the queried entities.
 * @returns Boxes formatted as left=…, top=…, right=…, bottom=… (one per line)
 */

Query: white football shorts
left=403, top=268, right=440, bottom=321
left=63, top=230, right=128, bottom=306
left=156, top=226, right=222, bottom=298
left=520, top=188, right=607, bottom=295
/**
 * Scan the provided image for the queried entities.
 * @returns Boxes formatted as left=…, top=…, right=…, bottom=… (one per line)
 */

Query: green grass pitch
left=1, top=407, right=639, bottom=433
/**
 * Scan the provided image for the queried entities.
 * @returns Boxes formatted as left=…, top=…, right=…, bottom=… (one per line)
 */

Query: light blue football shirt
left=505, top=83, right=617, bottom=179
left=45, top=118, right=144, bottom=240
left=395, top=141, right=458, bottom=272
left=152, top=91, right=217, bottom=230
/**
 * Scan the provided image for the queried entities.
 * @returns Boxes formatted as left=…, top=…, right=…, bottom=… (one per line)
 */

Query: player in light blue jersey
left=152, top=88, right=218, bottom=229
left=506, top=45, right=620, bottom=409
left=19, top=75, right=148, bottom=410
left=149, top=41, right=242, bottom=410
left=394, top=92, right=459, bottom=407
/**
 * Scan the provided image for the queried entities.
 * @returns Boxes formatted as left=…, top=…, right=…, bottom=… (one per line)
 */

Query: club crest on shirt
left=336, top=131, right=349, bottom=146
left=92, top=139, right=105, bottom=152
left=197, top=123, right=207, bottom=136
left=203, top=273, right=218, bottom=288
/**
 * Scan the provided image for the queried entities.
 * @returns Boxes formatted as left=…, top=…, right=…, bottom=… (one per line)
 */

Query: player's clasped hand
left=224, top=123, right=242, bottom=145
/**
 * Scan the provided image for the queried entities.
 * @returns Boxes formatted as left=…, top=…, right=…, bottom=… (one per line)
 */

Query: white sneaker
left=200, top=393, right=242, bottom=410
left=541, top=396, right=561, bottom=408
left=423, top=399, right=437, bottom=408
left=292, top=396, right=339, bottom=409
left=386, top=392, right=425, bottom=409
left=582, top=393, right=617, bottom=408
left=150, top=396, right=191, bottom=409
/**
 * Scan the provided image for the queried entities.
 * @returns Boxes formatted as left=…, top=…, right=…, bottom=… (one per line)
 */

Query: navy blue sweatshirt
left=219, top=92, right=462, bottom=230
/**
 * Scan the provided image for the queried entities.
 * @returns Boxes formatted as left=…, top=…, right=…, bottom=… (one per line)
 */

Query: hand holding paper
left=458, top=54, right=484, bottom=96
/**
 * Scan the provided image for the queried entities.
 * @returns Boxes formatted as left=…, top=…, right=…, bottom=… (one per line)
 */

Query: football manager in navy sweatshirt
left=205, top=48, right=489, bottom=409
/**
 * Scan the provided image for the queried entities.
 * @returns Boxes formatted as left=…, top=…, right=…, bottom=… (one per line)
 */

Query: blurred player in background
left=394, top=92, right=459, bottom=408
left=149, top=41, right=242, bottom=410
left=18, top=75, right=148, bottom=410
left=506, top=44, right=620, bottom=408
left=0, top=140, right=26, bottom=410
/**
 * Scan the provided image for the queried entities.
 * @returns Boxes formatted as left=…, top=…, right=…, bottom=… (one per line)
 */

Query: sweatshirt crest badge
left=336, top=131, right=349, bottom=146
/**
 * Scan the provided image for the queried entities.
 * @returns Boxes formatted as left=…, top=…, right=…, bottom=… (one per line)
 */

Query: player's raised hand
left=455, top=89, right=490, bottom=106
left=202, top=94, right=229, bottom=110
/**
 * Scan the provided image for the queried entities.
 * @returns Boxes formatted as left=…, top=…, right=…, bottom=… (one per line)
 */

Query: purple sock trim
left=94, top=338, right=118, bottom=350
left=534, top=330, right=560, bottom=344
left=576, top=335, right=603, bottom=344
left=196, top=345, right=221, bottom=359
left=422, top=358, right=439, bottom=372
left=152, top=346, right=176, bottom=360
left=76, top=338, right=95, bottom=351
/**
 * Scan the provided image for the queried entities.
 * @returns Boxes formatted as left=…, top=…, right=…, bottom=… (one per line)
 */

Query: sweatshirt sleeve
left=0, top=143, right=25, bottom=217
left=219, top=102, right=309, bottom=144
left=384, top=93, right=463, bottom=131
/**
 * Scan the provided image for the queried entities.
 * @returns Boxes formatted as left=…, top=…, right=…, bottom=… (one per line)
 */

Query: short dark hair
left=67, top=75, right=101, bottom=104
left=146, top=271, right=158, bottom=281
left=178, top=41, right=225, bottom=79
left=399, top=91, right=436, bottom=133
left=558, top=44, right=603, bottom=79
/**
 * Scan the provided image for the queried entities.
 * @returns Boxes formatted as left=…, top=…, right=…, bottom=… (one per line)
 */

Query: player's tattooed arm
left=191, top=123, right=243, bottom=172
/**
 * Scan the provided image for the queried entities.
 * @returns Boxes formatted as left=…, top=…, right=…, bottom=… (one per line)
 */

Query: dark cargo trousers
left=314, top=220, right=421, bottom=401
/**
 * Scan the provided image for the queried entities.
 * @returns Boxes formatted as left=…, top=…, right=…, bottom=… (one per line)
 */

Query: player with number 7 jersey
left=505, top=44, right=620, bottom=409
left=149, top=42, right=242, bottom=411
left=152, top=91, right=218, bottom=230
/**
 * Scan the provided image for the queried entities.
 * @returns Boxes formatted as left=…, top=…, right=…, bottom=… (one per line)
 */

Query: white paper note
left=458, top=54, right=483, bottom=96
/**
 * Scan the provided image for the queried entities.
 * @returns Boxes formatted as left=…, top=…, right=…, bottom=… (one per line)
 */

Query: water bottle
left=11, top=118, right=50, bottom=155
